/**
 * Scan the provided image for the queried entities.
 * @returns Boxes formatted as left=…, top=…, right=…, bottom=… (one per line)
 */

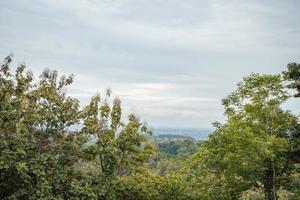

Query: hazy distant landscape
left=1, top=1, right=300, bottom=200
left=152, top=127, right=212, bottom=140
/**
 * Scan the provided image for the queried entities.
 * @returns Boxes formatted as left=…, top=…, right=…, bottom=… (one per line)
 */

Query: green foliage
left=185, top=73, right=300, bottom=199
left=283, top=62, right=300, bottom=97
left=150, top=139, right=202, bottom=176
left=1, top=56, right=299, bottom=200
left=0, top=57, right=154, bottom=199
left=82, top=93, right=154, bottom=177
left=0, top=56, right=86, bottom=199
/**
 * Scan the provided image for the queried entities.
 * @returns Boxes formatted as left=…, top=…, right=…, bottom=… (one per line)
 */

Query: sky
left=0, top=0, right=299, bottom=128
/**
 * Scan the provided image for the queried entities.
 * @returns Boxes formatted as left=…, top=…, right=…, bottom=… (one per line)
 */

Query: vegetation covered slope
left=0, top=56, right=299, bottom=200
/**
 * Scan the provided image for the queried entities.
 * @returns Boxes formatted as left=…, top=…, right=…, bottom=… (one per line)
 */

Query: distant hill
left=151, top=127, right=212, bottom=140
left=154, top=134, right=195, bottom=141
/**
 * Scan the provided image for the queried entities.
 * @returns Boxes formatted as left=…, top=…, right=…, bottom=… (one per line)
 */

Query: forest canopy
left=0, top=56, right=299, bottom=200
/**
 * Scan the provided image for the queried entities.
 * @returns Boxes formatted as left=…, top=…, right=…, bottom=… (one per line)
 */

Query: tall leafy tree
left=189, top=74, right=299, bottom=200
left=80, top=91, right=155, bottom=199
left=0, top=56, right=88, bottom=199
left=0, top=56, right=154, bottom=199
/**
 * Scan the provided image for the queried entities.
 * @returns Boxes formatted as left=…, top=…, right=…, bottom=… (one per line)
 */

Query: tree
left=188, top=74, right=299, bottom=200
left=82, top=93, right=154, bottom=177
left=283, top=62, right=300, bottom=97
left=0, top=56, right=154, bottom=199
left=80, top=91, right=155, bottom=199
left=0, top=56, right=88, bottom=199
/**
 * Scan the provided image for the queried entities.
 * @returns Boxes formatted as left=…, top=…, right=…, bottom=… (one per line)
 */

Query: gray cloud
left=0, top=0, right=299, bottom=128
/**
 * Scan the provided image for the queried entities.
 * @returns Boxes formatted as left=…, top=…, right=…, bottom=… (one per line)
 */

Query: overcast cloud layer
left=0, top=0, right=299, bottom=128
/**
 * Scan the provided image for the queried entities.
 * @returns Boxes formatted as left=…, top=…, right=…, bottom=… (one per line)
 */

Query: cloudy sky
left=0, top=0, right=299, bottom=128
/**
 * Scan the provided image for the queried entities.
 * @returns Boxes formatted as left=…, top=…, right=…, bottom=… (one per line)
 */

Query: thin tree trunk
left=272, top=161, right=277, bottom=200
left=264, top=161, right=277, bottom=200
